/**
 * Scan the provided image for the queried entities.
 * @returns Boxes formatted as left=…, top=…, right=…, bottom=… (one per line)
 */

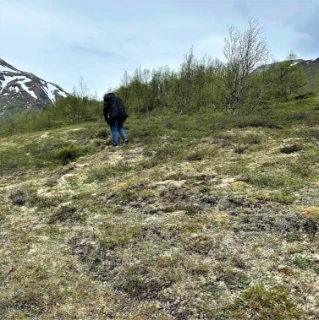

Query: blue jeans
left=110, top=118, right=127, bottom=145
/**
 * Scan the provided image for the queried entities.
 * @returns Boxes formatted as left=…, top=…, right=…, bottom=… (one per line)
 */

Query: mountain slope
left=254, top=57, right=319, bottom=92
left=299, top=58, right=319, bottom=92
left=0, top=58, right=68, bottom=118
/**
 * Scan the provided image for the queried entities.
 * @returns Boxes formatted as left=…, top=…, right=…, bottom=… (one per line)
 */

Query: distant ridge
left=254, top=57, right=319, bottom=92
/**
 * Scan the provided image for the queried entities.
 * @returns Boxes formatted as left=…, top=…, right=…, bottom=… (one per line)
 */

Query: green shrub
left=224, top=284, right=303, bottom=319
left=54, top=144, right=86, bottom=165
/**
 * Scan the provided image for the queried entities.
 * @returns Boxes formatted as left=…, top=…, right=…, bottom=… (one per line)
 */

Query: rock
left=278, top=265, right=294, bottom=275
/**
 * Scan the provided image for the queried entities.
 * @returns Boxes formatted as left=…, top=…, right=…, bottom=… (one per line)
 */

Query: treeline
left=116, top=52, right=307, bottom=117
left=0, top=95, right=102, bottom=136
left=0, top=20, right=312, bottom=137
left=115, top=21, right=308, bottom=116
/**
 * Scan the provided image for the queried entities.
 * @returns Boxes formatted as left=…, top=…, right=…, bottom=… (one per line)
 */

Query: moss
left=216, top=268, right=250, bottom=290
left=301, top=207, right=319, bottom=238
left=280, top=144, right=303, bottom=154
left=225, top=284, right=303, bottom=319
left=95, top=223, right=141, bottom=250
left=48, top=205, right=87, bottom=224
left=8, top=189, right=26, bottom=206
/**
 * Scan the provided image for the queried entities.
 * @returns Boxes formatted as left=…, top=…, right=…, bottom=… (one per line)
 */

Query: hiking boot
left=124, top=139, right=129, bottom=144
left=113, top=144, right=118, bottom=147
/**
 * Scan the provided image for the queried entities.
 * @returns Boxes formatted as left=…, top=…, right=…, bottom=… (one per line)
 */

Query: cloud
left=2, top=0, right=317, bottom=98
left=290, top=7, right=319, bottom=57
left=233, top=0, right=251, bottom=17
left=195, top=35, right=226, bottom=61
left=123, top=38, right=150, bottom=46
left=70, top=44, right=127, bottom=62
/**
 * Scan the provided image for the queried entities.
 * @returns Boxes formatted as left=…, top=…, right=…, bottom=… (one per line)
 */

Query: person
left=103, top=93, right=128, bottom=147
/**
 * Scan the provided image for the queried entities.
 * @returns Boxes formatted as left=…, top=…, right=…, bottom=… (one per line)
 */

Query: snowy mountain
left=0, top=58, right=69, bottom=118
left=254, top=58, right=319, bottom=73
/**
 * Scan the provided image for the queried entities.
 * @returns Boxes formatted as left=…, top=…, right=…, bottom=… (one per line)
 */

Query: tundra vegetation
left=1, top=20, right=319, bottom=319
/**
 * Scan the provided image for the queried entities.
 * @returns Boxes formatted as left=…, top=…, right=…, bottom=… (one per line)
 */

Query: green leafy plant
left=54, top=144, right=87, bottom=165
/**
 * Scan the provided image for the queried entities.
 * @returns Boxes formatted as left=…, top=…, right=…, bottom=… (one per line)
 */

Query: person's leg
left=117, top=118, right=127, bottom=142
left=110, top=119, right=119, bottom=146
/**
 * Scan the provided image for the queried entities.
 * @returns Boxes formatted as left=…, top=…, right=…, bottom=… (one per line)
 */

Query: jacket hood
left=104, top=92, right=115, bottom=101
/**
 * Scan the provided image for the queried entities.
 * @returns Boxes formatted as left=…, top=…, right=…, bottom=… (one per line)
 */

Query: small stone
left=278, top=265, right=294, bottom=275
left=312, top=254, right=319, bottom=262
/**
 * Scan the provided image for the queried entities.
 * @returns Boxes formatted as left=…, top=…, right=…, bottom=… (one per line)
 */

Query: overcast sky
left=1, top=0, right=318, bottom=98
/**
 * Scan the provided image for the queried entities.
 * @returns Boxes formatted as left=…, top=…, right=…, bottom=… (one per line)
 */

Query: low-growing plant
left=288, top=163, right=313, bottom=178
left=48, top=205, right=87, bottom=224
left=186, top=150, right=204, bottom=161
left=234, top=114, right=277, bottom=129
left=199, top=185, right=211, bottom=193
left=129, top=122, right=166, bottom=144
left=289, top=111, right=310, bottom=120
left=216, top=267, right=250, bottom=289
left=8, top=189, right=27, bottom=206
left=238, top=134, right=262, bottom=145
left=301, top=207, right=319, bottom=238
left=118, top=188, right=139, bottom=202
left=292, top=255, right=314, bottom=270
left=161, top=204, right=199, bottom=216
left=87, top=163, right=134, bottom=182
left=96, top=223, right=141, bottom=249
left=54, top=143, right=87, bottom=165
left=233, top=145, right=247, bottom=154
left=222, top=284, right=303, bottom=319
left=29, top=194, right=63, bottom=209
left=280, top=144, right=303, bottom=154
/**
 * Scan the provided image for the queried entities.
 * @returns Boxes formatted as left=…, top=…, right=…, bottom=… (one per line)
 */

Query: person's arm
left=117, top=97, right=128, bottom=116
left=103, top=100, right=111, bottom=124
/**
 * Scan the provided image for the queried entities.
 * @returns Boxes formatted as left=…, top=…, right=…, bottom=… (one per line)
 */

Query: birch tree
left=223, top=19, right=269, bottom=112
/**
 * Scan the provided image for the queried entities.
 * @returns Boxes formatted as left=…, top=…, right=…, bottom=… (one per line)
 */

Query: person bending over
left=103, top=93, right=128, bottom=147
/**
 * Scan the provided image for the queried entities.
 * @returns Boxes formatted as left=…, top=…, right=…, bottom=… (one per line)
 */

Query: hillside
left=1, top=97, right=319, bottom=319
left=254, top=58, right=319, bottom=93
left=0, top=58, right=68, bottom=118
left=300, top=58, right=319, bottom=92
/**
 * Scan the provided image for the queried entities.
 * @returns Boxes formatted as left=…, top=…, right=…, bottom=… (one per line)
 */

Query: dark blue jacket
left=103, top=93, right=128, bottom=125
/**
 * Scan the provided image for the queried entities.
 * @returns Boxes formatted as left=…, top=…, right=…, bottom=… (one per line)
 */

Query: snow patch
left=0, top=74, right=16, bottom=93
left=17, top=77, right=38, bottom=99
left=42, top=82, right=66, bottom=101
